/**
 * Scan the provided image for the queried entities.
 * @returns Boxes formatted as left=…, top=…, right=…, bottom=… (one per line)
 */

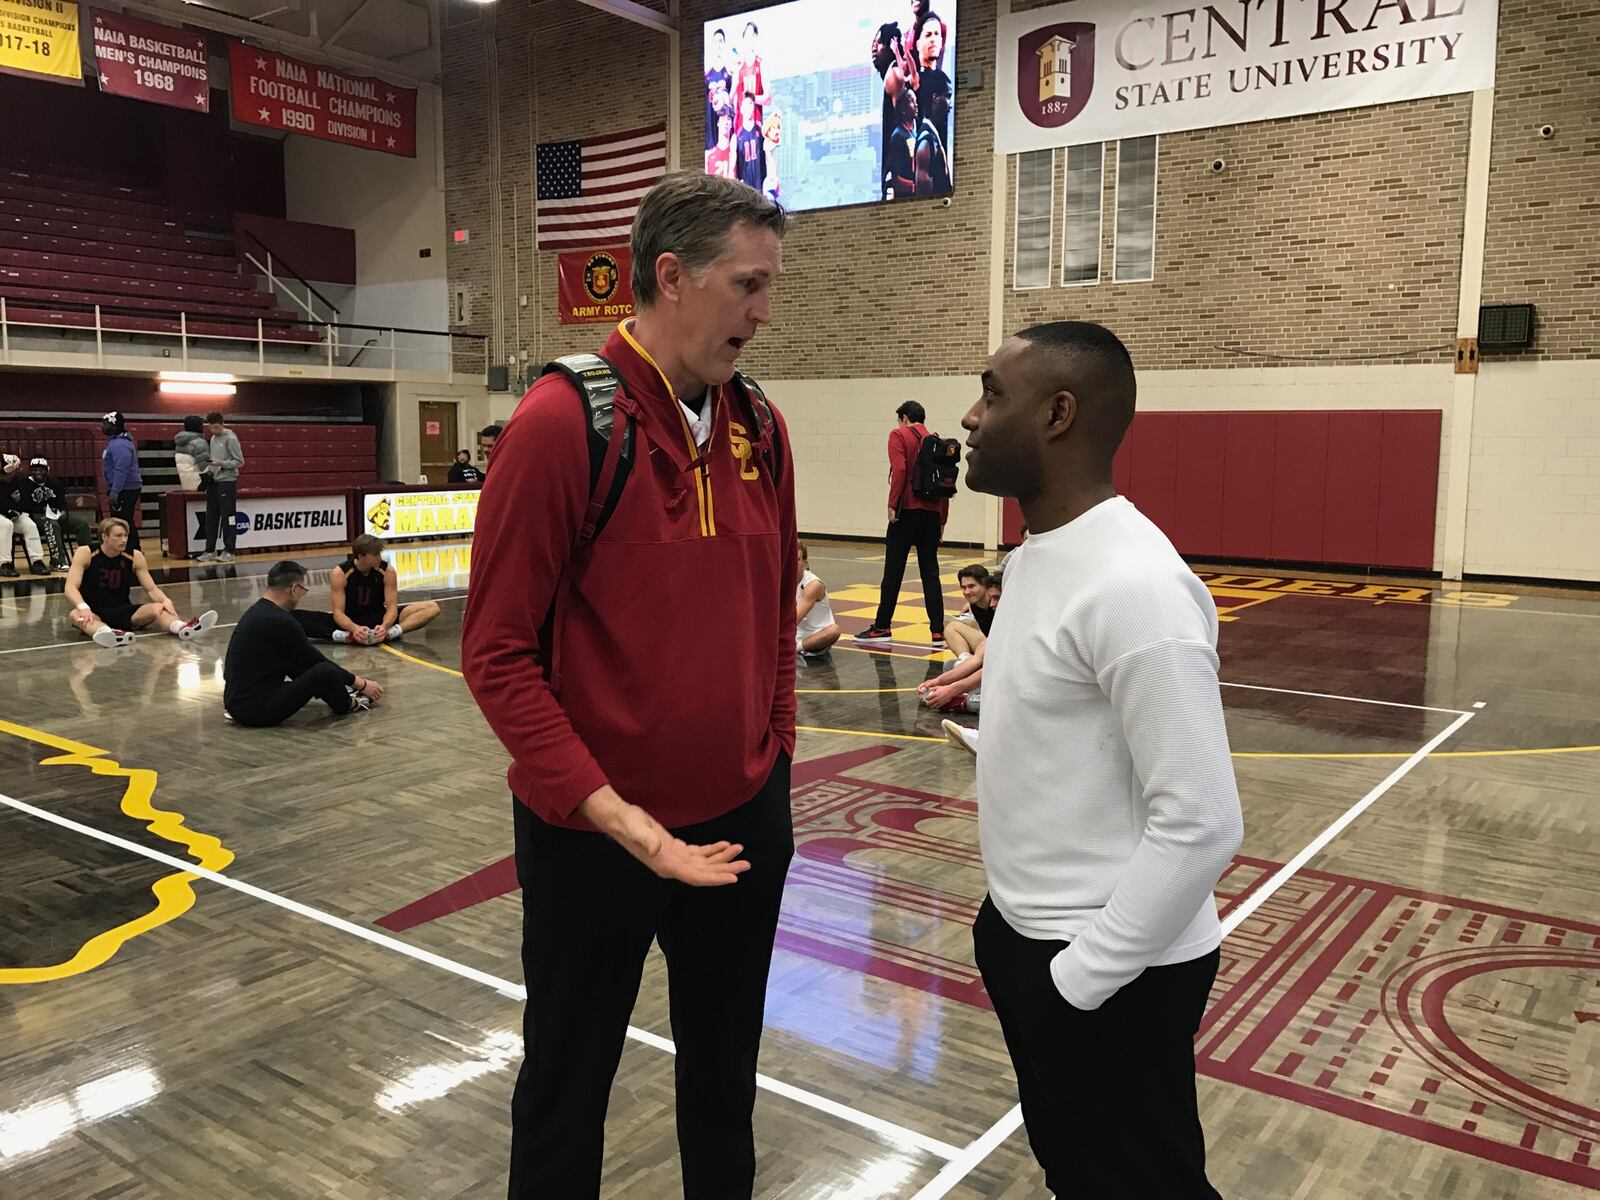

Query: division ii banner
left=0, top=0, right=81, bottom=86
left=228, top=41, right=416, bottom=157
left=995, top=0, right=1498, bottom=154
left=556, top=248, right=635, bottom=325
left=92, top=10, right=209, bottom=111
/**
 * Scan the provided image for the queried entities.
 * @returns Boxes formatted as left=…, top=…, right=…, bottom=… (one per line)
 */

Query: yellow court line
left=798, top=725, right=945, bottom=744
left=380, top=643, right=466, bottom=676
left=0, top=718, right=235, bottom=985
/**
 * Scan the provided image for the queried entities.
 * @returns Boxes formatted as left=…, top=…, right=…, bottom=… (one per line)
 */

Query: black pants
left=227, top=660, right=353, bottom=727
left=873, top=508, right=944, bottom=633
left=509, top=752, right=794, bottom=1199
left=972, top=895, right=1222, bottom=1199
left=112, top=489, right=141, bottom=552
left=206, top=481, right=238, bottom=553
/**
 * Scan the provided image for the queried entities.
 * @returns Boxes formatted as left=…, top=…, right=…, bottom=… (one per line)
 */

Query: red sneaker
left=931, top=631, right=945, bottom=647
left=854, top=627, right=893, bottom=641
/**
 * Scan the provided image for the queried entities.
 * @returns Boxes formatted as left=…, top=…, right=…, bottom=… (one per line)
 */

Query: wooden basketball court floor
left=2, top=540, right=1598, bottom=1199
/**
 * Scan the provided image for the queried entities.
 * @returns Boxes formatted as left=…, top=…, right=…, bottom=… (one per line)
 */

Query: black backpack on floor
left=541, top=353, right=783, bottom=547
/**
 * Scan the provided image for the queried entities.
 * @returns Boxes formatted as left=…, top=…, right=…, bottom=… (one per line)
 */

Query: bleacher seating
left=0, top=164, right=318, bottom=345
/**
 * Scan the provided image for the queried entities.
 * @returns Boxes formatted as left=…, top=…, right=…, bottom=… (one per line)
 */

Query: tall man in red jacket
left=461, top=172, right=798, bottom=1200
left=857, top=399, right=950, bottom=645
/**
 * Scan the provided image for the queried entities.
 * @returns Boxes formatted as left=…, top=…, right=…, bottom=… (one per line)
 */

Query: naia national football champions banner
left=229, top=41, right=417, bottom=156
left=556, top=248, right=635, bottom=325
left=995, top=0, right=1498, bottom=154
left=0, top=0, right=81, bottom=86
left=92, top=10, right=210, bottom=112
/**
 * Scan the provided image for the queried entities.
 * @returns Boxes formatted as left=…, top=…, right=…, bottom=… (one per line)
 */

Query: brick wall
left=999, top=98, right=1472, bottom=370
left=1479, top=0, right=1599, bottom=361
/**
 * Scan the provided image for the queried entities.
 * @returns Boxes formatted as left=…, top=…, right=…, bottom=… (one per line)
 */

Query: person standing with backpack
left=856, top=399, right=958, bottom=646
left=461, top=172, right=797, bottom=1200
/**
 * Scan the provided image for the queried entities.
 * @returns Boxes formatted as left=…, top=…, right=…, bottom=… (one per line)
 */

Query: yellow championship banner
left=0, top=0, right=80, bottom=85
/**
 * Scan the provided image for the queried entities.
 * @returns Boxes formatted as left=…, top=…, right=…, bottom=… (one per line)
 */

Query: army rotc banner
left=995, top=0, right=1498, bottom=154
left=0, top=0, right=81, bottom=86
left=556, top=247, right=635, bottom=325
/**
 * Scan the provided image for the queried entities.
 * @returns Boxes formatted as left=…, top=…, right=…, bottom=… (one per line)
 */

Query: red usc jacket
left=461, top=321, right=799, bottom=830
left=887, top=422, right=949, bottom=522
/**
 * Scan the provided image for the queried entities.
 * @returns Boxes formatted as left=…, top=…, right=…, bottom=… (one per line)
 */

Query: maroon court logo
left=1016, top=22, right=1096, bottom=129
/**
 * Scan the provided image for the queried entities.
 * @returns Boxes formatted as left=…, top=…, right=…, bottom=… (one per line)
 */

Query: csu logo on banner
left=1018, top=22, right=1096, bottom=129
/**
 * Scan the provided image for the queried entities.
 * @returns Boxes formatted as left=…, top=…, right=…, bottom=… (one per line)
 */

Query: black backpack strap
left=540, top=353, right=635, bottom=546
left=730, top=372, right=782, bottom=481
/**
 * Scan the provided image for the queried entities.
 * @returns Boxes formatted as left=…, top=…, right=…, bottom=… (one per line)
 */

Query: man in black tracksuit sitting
left=224, top=560, right=385, bottom=726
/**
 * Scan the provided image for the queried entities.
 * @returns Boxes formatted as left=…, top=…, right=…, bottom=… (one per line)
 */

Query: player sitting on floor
left=946, top=565, right=1002, bottom=659
left=65, top=517, right=218, bottom=648
left=795, top=543, right=841, bottom=657
left=920, top=638, right=984, bottom=715
left=292, top=534, right=442, bottom=645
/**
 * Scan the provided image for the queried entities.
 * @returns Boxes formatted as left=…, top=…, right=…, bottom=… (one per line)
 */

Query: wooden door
left=418, top=401, right=457, bottom=485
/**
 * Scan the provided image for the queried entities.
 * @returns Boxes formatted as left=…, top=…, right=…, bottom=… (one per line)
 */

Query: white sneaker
left=93, top=626, right=136, bottom=649
left=344, top=686, right=373, bottom=713
left=941, top=719, right=979, bottom=756
left=217, top=552, right=235, bottom=563
left=177, top=609, right=220, bottom=639
left=196, top=552, right=217, bottom=562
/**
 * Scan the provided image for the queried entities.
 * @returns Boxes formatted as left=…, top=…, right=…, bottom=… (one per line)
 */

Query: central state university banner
left=995, top=0, right=1499, bottom=154
left=228, top=41, right=417, bottom=157
left=0, top=0, right=81, bottom=86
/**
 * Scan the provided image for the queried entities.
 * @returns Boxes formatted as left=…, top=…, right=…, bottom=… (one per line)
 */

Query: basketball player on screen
left=733, top=20, right=770, bottom=135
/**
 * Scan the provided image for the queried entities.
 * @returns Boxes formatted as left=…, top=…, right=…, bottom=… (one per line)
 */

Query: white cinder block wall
left=1467, top=362, right=1600, bottom=581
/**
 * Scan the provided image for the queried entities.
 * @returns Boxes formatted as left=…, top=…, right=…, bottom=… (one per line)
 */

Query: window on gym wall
left=1060, top=143, right=1104, bottom=287
left=1013, top=149, right=1055, bottom=291
left=1113, top=136, right=1159, bottom=283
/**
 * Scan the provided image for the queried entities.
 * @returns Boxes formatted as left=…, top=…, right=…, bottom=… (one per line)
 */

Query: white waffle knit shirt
left=977, top=496, right=1245, bottom=1011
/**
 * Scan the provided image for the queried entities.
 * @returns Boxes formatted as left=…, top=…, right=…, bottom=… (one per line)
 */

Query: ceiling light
left=158, top=381, right=237, bottom=397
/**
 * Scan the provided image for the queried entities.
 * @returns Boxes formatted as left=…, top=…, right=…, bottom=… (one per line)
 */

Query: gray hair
left=630, top=172, right=787, bottom=308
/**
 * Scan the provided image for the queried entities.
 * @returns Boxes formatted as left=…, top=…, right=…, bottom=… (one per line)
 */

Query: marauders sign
left=557, top=247, right=636, bottom=324
left=996, top=0, right=1498, bottom=154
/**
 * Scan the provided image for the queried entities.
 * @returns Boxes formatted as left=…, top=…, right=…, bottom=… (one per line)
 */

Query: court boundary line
left=908, top=703, right=1482, bottom=1199
left=0, top=790, right=965, bottom=1164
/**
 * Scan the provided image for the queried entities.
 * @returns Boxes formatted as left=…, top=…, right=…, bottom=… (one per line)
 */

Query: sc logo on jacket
left=728, top=422, right=760, bottom=481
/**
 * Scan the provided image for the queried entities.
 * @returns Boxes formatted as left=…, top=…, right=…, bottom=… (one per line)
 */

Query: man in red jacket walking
left=461, top=172, right=798, bottom=1200
left=857, top=399, right=950, bottom=645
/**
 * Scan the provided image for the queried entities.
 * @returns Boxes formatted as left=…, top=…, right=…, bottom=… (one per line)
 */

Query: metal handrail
left=236, top=227, right=342, bottom=317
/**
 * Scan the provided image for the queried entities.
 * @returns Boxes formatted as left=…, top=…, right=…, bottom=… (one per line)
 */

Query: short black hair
left=479, top=424, right=503, bottom=440
left=183, top=415, right=204, bottom=433
left=896, top=400, right=926, bottom=425
left=957, top=564, right=992, bottom=587
left=205, top=411, right=225, bottom=424
left=1014, top=321, right=1137, bottom=452
left=267, top=560, right=306, bottom=589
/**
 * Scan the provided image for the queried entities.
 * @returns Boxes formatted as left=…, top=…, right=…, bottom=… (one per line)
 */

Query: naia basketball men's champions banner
left=556, top=248, right=635, bottom=325
left=995, top=0, right=1498, bottom=154
left=91, top=10, right=209, bottom=112
left=703, top=0, right=958, bottom=213
left=229, top=42, right=417, bottom=157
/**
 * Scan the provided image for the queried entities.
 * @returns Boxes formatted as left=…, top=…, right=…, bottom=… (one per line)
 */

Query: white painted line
left=909, top=1104, right=1024, bottom=1200
left=0, top=790, right=961, bottom=1163
left=1219, top=706, right=1479, bottom=937
left=1220, top=680, right=1471, bottom=716
left=0, top=622, right=240, bottom=657
left=907, top=702, right=1482, bottom=1199
left=1474, top=701, right=1487, bottom=709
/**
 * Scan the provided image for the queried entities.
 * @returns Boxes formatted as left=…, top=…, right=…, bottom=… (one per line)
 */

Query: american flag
left=535, top=124, right=668, bottom=250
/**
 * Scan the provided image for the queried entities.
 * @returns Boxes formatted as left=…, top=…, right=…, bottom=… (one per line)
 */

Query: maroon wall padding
left=1322, top=411, right=1385, bottom=566
left=1270, top=411, right=1330, bottom=563
left=1376, top=411, right=1443, bottom=571
left=1000, top=409, right=1442, bottom=571
left=1220, top=413, right=1277, bottom=561
left=234, top=214, right=357, bottom=286
left=1173, top=413, right=1226, bottom=559
left=1129, top=411, right=1181, bottom=542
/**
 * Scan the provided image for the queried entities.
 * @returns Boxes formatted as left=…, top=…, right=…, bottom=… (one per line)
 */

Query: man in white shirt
left=961, top=321, right=1243, bottom=1198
